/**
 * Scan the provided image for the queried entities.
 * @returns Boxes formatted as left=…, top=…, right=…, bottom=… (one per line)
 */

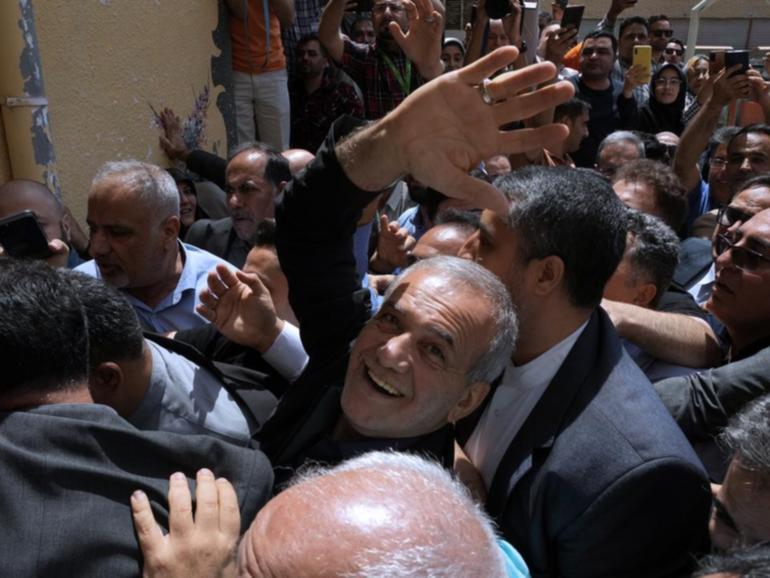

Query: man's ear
left=60, top=212, right=72, bottom=243
left=161, top=215, right=181, bottom=244
left=633, top=282, right=658, bottom=308
left=448, top=381, right=491, bottom=423
left=532, top=255, right=565, bottom=298
left=88, top=362, right=124, bottom=404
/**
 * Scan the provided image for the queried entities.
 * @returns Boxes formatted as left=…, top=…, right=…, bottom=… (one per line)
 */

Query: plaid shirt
left=281, top=0, right=324, bottom=79
left=290, top=70, right=364, bottom=151
left=341, top=39, right=424, bottom=120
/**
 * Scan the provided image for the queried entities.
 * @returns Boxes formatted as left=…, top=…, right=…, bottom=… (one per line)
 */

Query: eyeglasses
left=373, top=2, right=404, bottom=13
left=652, top=29, right=674, bottom=38
left=715, top=233, right=770, bottom=271
left=665, top=48, right=684, bottom=55
left=655, top=77, right=681, bottom=86
left=717, top=205, right=753, bottom=229
left=710, top=156, right=728, bottom=168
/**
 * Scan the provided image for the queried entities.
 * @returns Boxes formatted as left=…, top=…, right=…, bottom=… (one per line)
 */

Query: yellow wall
left=33, top=0, right=229, bottom=222
left=0, top=115, right=11, bottom=183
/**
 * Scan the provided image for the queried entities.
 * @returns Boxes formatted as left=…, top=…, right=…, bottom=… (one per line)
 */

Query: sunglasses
left=652, top=29, right=674, bottom=38
left=715, top=233, right=770, bottom=271
left=717, top=205, right=753, bottom=229
left=665, top=48, right=683, bottom=55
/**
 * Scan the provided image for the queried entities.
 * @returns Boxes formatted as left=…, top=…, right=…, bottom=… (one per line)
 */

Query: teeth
left=367, top=370, right=403, bottom=397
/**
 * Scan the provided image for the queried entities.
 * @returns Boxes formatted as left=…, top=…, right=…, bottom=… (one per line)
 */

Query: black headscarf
left=637, top=63, right=687, bottom=136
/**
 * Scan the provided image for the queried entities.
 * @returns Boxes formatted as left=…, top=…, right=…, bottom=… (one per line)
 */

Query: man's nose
left=228, top=192, right=243, bottom=210
left=739, top=157, right=753, bottom=173
left=89, top=231, right=109, bottom=258
left=377, top=333, right=411, bottom=374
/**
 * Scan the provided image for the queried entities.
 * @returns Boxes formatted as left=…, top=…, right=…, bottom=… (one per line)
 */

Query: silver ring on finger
left=478, top=78, right=494, bottom=105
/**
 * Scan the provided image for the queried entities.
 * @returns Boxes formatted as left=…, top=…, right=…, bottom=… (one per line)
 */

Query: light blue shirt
left=75, top=242, right=233, bottom=332
left=129, top=340, right=255, bottom=445
left=498, top=539, right=530, bottom=577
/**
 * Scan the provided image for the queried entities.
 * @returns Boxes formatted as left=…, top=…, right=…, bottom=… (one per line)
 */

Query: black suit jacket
left=185, top=217, right=250, bottom=268
left=458, top=310, right=712, bottom=578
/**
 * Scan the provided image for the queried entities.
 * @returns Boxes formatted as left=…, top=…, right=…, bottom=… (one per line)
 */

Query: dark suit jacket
left=185, top=217, right=250, bottom=268
left=458, top=309, right=712, bottom=578
left=674, top=237, right=712, bottom=290
left=0, top=403, right=272, bottom=577
left=187, top=149, right=227, bottom=189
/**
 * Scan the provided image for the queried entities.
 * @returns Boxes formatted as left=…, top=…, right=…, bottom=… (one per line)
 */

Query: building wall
left=0, top=115, right=11, bottom=184
left=27, top=0, right=233, bottom=223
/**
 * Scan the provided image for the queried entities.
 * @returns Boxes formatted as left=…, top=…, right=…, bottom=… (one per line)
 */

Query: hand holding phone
left=633, top=45, right=652, bottom=84
left=0, top=210, right=53, bottom=260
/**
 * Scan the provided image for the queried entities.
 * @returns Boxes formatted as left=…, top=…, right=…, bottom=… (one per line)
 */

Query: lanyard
left=381, top=52, right=412, bottom=95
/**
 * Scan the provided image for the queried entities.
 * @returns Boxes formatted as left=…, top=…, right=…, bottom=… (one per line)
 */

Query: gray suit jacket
left=0, top=403, right=272, bottom=577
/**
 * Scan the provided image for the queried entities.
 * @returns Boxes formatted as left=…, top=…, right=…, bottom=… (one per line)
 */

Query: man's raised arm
left=318, top=0, right=348, bottom=63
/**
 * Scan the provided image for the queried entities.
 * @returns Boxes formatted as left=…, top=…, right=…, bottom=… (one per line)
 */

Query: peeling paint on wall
left=150, top=84, right=211, bottom=151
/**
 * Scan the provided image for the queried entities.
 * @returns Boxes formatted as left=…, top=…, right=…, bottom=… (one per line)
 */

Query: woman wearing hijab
left=636, top=63, right=687, bottom=136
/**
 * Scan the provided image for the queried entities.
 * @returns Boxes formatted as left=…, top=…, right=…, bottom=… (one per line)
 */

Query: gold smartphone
left=633, top=45, right=652, bottom=83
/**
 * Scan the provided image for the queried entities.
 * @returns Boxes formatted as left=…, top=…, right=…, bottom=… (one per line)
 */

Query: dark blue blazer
left=459, top=309, right=712, bottom=578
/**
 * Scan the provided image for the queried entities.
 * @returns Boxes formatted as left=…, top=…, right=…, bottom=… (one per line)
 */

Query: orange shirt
left=230, top=1, right=286, bottom=74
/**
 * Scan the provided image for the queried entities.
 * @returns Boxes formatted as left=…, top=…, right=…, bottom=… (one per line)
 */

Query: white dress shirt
left=465, top=322, right=588, bottom=490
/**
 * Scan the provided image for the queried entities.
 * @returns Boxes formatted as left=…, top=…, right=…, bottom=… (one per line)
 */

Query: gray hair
left=290, top=451, right=508, bottom=578
left=624, top=210, right=680, bottom=308
left=383, top=255, right=517, bottom=384
left=597, top=131, right=646, bottom=159
left=92, top=160, right=179, bottom=222
left=720, top=394, right=770, bottom=487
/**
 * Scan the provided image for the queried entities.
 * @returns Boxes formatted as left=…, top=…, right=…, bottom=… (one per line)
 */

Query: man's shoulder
left=186, top=217, right=234, bottom=240
left=181, top=242, right=235, bottom=279
left=73, top=259, right=98, bottom=276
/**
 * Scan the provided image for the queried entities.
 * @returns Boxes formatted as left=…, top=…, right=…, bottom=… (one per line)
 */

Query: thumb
left=389, top=20, right=408, bottom=46
left=447, top=171, right=509, bottom=216
left=236, top=269, right=269, bottom=296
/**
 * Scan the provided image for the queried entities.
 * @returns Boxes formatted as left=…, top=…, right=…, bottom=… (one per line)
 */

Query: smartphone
left=633, top=45, right=653, bottom=83
left=560, top=4, right=584, bottom=31
left=725, top=50, right=750, bottom=76
left=357, top=0, right=372, bottom=13
left=0, top=210, right=52, bottom=260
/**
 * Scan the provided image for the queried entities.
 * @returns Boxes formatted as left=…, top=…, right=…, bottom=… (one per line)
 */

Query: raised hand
left=130, top=469, right=240, bottom=578
left=371, top=214, right=417, bottom=271
left=339, top=47, right=573, bottom=216
left=159, top=108, right=190, bottom=162
left=623, top=64, right=649, bottom=98
left=197, top=264, right=284, bottom=353
left=390, top=0, right=444, bottom=79
left=711, top=65, right=752, bottom=107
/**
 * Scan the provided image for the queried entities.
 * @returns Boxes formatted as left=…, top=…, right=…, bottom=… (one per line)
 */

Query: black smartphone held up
left=0, top=210, right=52, bottom=260
left=560, top=4, right=584, bottom=32
left=725, top=50, right=750, bottom=76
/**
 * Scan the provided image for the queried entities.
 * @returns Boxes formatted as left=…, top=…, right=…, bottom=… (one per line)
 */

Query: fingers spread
left=489, top=61, right=559, bottom=99
left=458, top=46, right=520, bottom=85
left=492, top=80, right=574, bottom=127
left=497, top=124, right=570, bottom=159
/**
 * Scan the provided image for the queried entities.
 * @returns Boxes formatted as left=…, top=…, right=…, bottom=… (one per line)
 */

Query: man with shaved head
left=0, top=179, right=77, bottom=268
left=131, top=452, right=530, bottom=577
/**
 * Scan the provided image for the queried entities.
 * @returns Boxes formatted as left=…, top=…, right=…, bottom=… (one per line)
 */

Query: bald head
left=238, top=452, right=507, bottom=577
left=0, top=179, right=68, bottom=244
left=409, top=221, right=476, bottom=264
left=281, top=149, right=315, bottom=176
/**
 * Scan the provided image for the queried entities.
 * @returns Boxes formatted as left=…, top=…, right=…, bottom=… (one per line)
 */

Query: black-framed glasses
left=652, top=29, right=674, bottom=38
left=715, top=233, right=770, bottom=271
left=717, top=205, right=753, bottom=229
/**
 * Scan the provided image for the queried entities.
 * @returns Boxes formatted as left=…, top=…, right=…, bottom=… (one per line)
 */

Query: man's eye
left=423, top=343, right=446, bottom=364
left=376, top=312, right=399, bottom=331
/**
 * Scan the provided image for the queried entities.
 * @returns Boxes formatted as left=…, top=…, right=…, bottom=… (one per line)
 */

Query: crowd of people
left=1, top=0, right=770, bottom=576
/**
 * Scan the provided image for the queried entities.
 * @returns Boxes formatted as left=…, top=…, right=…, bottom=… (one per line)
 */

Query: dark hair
left=720, top=394, right=770, bottom=485
left=648, top=14, right=670, bottom=27
left=614, top=159, right=688, bottom=230
left=667, top=37, right=684, bottom=51
left=64, top=272, right=144, bottom=369
left=435, top=209, right=480, bottom=231
left=583, top=30, right=618, bottom=54
left=495, top=166, right=628, bottom=309
left=251, top=219, right=277, bottom=247
left=619, top=16, right=649, bottom=38
left=624, top=210, right=680, bottom=307
left=709, top=126, right=741, bottom=155
left=554, top=98, right=591, bottom=123
left=0, top=259, right=88, bottom=397
left=695, top=545, right=770, bottom=577
left=228, top=141, right=292, bottom=189
left=731, top=124, right=770, bottom=151
left=351, top=15, right=373, bottom=30
left=297, top=33, right=328, bottom=58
